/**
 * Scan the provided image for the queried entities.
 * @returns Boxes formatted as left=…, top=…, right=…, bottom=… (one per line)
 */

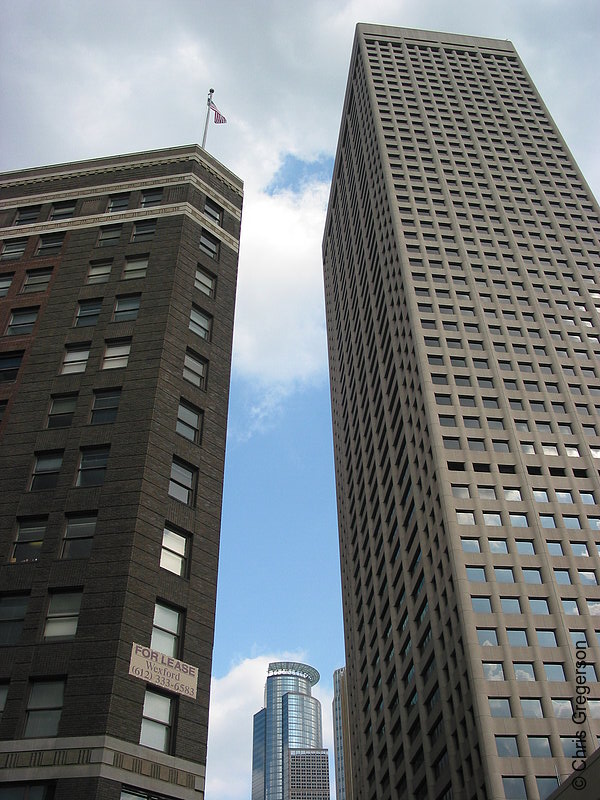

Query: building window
left=521, top=698, right=543, bottom=718
left=91, top=388, right=121, bottom=424
left=62, top=514, right=96, bottom=559
left=31, top=451, right=63, bottom=490
left=536, top=778, right=559, bottom=799
left=506, top=629, right=528, bottom=647
left=47, top=394, right=77, bottom=428
left=195, top=266, right=216, bottom=297
left=87, top=259, right=112, bottom=284
left=496, top=736, right=519, bottom=757
left=15, top=206, right=40, bottom=225
left=502, top=777, right=526, bottom=800
left=97, top=225, right=122, bottom=247
left=123, top=256, right=148, bottom=280
left=482, top=662, right=504, bottom=681
left=199, top=229, right=219, bottom=259
left=102, top=339, right=131, bottom=369
left=12, top=518, right=46, bottom=563
left=0, top=595, right=28, bottom=644
left=160, top=524, right=188, bottom=577
left=477, top=628, right=497, bottom=646
left=1, top=238, right=27, bottom=260
left=141, top=188, right=163, bottom=208
left=113, top=295, right=140, bottom=322
left=76, top=446, right=110, bottom=487
left=176, top=400, right=202, bottom=443
left=204, top=197, right=223, bottom=224
left=132, top=220, right=156, bottom=242
left=6, top=307, right=38, bottom=335
left=514, top=662, right=535, bottom=681
left=489, top=697, right=511, bottom=717
left=108, top=194, right=129, bottom=212
left=168, top=458, right=197, bottom=505
left=0, top=350, right=23, bottom=383
left=61, top=344, right=90, bottom=374
left=36, top=232, right=64, bottom=255
left=151, top=602, right=182, bottom=657
left=140, top=689, right=173, bottom=752
left=183, top=349, right=207, bottom=389
left=24, top=680, right=65, bottom=737
left=50, top=200, right=76, bottom=220
left=44, top=591, right=82, bottom=638
left=75, top=298, right=102, bottom=327
left=189, top=306, right=212, bottom=340
left=0, top=683, right=7, bottom=719
left=22, top=268, right=52, bottom=294
left=0, top=273, right=13, bottom=296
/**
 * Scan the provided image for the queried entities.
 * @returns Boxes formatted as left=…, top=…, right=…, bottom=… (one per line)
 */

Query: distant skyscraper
left=0, top=144, right=242, bottom=800
left=323, top=23, right=600, bottom=800
left=332, top=667, right=352, bottom=800
left=252, top=661, right=330, bottom=800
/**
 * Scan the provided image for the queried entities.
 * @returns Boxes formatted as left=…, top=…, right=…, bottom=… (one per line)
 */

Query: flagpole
left=202, top=88, right=214, bottom=149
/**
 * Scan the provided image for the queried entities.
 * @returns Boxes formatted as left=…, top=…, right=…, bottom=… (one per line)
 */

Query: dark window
left=12, top=519, right=46, bottom=563
left=1, top=238, right=27, bottom=260
left=0, top=595, right=28, bottom=644
left=189, top=306, right=212, bottom=340
left=0, top=273, right=13, bottom=296
left=176, top=400, right=202, bottom=442
left=140, top=689, right=173, bottom=752
left=97, top=225, right=121, bottom=247
left=61, top=344, right=90, bottom=374
left=91, top=388, right=121, bottom=424
left=141, top=189, right=163, bottom=208
left=50, top=200, right=76, bottom=220
left=108, top=194, right=129, bottom=212
left=77, top=446, right=110, bottom=487
left=36, top=233, right=64, bottom=255
left=6, top=307, right=38, bottom=335
left=168, top=458, right=196, bottom=505
left=123, top=256, right=148, bottom=280
left=24, top=680, right=65, bottom=737
left=87, top=260, right=112, bottom=284
left=0, top=351, right=24, bottom=382
left=31, top=452, right=63, bottom=491
left=199, top=230, right=219, bottom=259
left=195, top=267, right=216, bottom=297
left=75, top=298, right=102, bottom=327
left=62, top=514, right=96, bottom=559
left=22, top=268, right=52, bottom=293
left=204, top=197, right=223, bottom=224
left=44, top=591, right=82, bottom=638
left=15, top=206, right=41, bottom=225
left=113, top=295, right=140, bottom=322
left=47, top=395, right=77, bottom=428
left=132, top=220, right=156, bottom=242
left=183, top=349, right=207, bottom=389
left=160, top=524, right=189, bottom=577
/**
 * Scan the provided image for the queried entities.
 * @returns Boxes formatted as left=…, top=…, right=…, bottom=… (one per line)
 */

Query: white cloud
left=206, top=652, right=337, bottom=800
left=232, top=180, right=331, bottom=388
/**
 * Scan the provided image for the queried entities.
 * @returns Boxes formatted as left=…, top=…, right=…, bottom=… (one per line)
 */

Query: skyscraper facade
left=323, top=24, right=600, bottom=800
left=0, top=144, right=242, bottom=800
left=252, top=661, right=329, bottom=800
left=332, top=667, right=351, bottom=800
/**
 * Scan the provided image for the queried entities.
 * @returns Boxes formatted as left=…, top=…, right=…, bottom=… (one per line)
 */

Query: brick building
left=0, top=144, right=242, bottom=800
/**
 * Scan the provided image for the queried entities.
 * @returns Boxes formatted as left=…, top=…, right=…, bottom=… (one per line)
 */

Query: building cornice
left=0, top=171, right=242, bottom=222
left=0, top=201, right=239, bottom=253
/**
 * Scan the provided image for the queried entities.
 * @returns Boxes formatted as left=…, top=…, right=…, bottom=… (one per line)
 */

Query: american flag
left=209, top=101, right=227, bottom=124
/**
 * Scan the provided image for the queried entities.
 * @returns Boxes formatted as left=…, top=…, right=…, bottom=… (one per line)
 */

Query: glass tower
left=252, top=661, right=329, bottom=800
left=323, top=23, right=600, bottom=800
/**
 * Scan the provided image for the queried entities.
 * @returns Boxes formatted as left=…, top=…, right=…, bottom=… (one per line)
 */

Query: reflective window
left=24, top=680, right=65, bottom=737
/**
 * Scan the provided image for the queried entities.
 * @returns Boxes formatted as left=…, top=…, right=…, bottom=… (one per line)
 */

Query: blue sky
left=1, top=1, right=599, bottom=797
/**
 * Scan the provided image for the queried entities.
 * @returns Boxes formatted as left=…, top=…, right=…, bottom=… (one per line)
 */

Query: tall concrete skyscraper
left=252, top=661, right=330, bottom=800
left=323, top=24, right=600, bottom=800
left=0, top=145, right=242, bottom=799
left=332, top=667, right=352, bottom=800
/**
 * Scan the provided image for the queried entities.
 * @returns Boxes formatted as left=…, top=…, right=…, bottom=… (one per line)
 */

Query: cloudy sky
left=1, top=1, right=599, bottom=797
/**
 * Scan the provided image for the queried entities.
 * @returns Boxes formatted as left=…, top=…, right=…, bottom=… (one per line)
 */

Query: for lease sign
left=129, top=642, right=198, bottom=699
